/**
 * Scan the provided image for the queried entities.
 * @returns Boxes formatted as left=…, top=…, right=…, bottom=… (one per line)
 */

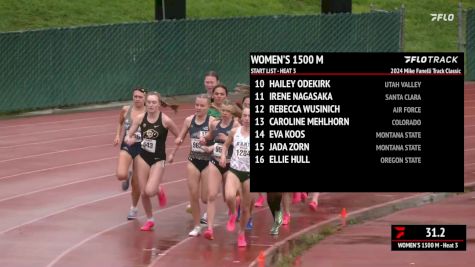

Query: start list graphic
left=250, top=53, right=463, bottom=192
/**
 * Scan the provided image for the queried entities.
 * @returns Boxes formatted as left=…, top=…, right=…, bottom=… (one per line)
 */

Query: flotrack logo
left=404, top=56, right=458, bottom=64
left=430, top=13, right=454, bottom=21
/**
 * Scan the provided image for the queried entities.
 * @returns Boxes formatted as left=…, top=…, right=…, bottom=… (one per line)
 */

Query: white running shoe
left=188, top=225, right=202, bottom=237
left=200, top=212, right=208, bottom=225
left=127, top=208, right=138, bottom=220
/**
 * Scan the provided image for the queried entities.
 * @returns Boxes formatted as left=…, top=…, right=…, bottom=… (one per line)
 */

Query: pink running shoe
left=309, top=201, right=318, bottom=212
left=227, top=213, right=237, bottom=232
left=282, top=212, right=291, bottom=225
left=254, top=195, right=265, bottom=207
left=204, top=228, right=214, bottom=240
left=237, top=232, right=247, bottom=247
left=158, top=186, right=167, bottom=207
left=140, top=220, right=155, bottom=231
left=292, top=192, right=302, bottom=204
left=301, top=192, right=308, bottom=201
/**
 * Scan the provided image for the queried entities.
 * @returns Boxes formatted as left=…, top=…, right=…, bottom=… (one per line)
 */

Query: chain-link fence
left=0, top=12, right=401, bottom=113
left=467, top=9, right=475, bottom=80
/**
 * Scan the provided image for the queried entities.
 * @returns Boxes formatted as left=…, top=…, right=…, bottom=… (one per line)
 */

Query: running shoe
left=270, top=211, right=283, bottom=235
left=301, top=192, right=308, bottom=201
left=121, top=170, right=132, bottom=191
left=140, top=220, right=155, bottom=231
left=227, top=213, right=237, bottom=232
left=246, top=217, right=254, bottom=230
left=200, top=212, right=208, bottom=225
left=188, top=225, right=202, bottom=237
left=254, top=195, right=265, bottom=207
left=237, top=232, right=247, bottom=247
left=203, top=228, right=214, bottom=240
left=292, top=192, right=302, bottom=204
left=309, top=201, right=318, bottom=212
left=158, top=186, right=167, bottom=207
left=127, top=208, right=138, bottom=220
left=282, top=212, right=291, bottom=225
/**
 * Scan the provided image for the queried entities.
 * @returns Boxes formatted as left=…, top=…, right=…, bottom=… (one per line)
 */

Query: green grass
left=276, top=226, right=337, bottom=267
left=0, top=0, right=474, bottom=51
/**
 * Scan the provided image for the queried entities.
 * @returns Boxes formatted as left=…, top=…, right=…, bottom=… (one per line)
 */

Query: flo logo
left=430, top=13, right=454, bottom=21
left=394, top=226, right=405, bottom=239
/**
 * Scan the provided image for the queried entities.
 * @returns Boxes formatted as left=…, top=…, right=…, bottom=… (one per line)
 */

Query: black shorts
left=210, top=158, right=229, bottom=175
left=120, top=142, right=141, bottom=159
left=188, top=157, right=209, bottom=172
left=139, top=152, right=165, bottom=167
left=229, top=168, right=250, bottom=183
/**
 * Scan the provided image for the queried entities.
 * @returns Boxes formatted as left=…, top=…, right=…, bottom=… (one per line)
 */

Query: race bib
left=235, top=148, right=249, bottom=159
left=213, top=143, right=223, bottom=158
left=134, top=131, right=142, bottom=142
left=191, top=138, right=204, bottom=153
left=141, top=139, right=156, bottom=153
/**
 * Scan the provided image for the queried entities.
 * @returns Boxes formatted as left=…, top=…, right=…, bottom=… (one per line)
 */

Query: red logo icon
left=394, top=226, right=405, bottom=239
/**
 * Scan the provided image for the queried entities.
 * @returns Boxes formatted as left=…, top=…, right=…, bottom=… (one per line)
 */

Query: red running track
left=0, top=82, right=473, bottom=267
left=0, top=106, right=201, bottom=267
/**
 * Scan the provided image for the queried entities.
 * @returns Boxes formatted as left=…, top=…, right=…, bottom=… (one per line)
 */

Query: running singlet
left=189, top=115, right=211, bottom=161
left=212, top=120, right=233, bottom=161
left=230, top=126, right=250, bottom=172
left=140, top=112, right=168, bottom=159
left=208, top=107, right=221, bottom=119
left=122, top=105, right=142, bottom=143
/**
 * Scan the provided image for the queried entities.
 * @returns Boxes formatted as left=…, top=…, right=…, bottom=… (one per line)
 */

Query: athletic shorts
left=210, top=158, right=230, bottom=175
left=188, top=157, right=209, bottom=172
left=120, top=142, right=141, bottom=159
left=139, top=152, right=165, bottom=167
left=229, top=167, right=250, bottom=183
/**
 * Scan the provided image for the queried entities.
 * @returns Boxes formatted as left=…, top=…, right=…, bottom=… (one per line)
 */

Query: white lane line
left=0, top=109, right=194, bottom=131
left=0, top=178, right=188, bottom=237
left=0, top=123, right=116, bottom=139
left=0, top=160, right=188, bottom=203
left=0, top=132, right=111, bottom=149
left=0, top=173, right=114, bottom=203
left=0, top=114, right=190, bottom=149
left=43, top=182, right=190, bottom=267
left=0, top=157, right=117, bottom=181
left=0, top=145, right=190, bottom=181
left=148, top=207, right=271, bottom=266
left=0, top=114, right=116, bottom=129
left=0, top=144, right=111, bottom=163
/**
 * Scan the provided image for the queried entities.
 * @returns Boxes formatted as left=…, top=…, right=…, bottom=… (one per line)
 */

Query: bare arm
left=161, top=114, right=181, bottom=163
left=232, top=120, right=241, bottom=129
left=220, top=128, right=236, bottom=167
left=199, top=119, right=217, bottom=153
left=163, top=113, right=180, bottom=138
left=164, top=115, right=190, bottom=163
left=125, top=113, right=144, bottom=145
left=175, top=115, right=192, bottom=145
left=113, top=106, right=128, bottom=146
